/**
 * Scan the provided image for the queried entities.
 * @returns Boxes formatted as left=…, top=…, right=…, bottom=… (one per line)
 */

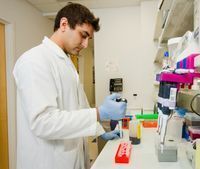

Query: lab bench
left=91, top=128, right=193, bottom=169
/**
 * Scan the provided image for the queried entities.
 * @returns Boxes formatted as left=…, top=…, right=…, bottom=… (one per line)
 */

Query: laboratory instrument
left=156, top=53, right=200, bottom=161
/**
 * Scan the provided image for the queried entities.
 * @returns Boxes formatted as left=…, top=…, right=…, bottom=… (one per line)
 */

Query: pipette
left=116, top=97, right=127, bottom=138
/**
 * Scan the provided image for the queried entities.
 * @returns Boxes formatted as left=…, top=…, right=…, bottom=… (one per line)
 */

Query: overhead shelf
left=159, top=0, right=194, bottom=44
left=158, top=0, right=173, bottom=10
left=153, top=0, right=173, bottom=40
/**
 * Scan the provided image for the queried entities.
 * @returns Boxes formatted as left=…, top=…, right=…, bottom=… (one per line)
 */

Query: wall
left=93, top=0, right=158, bottom=112
left=79, top=40, right=95, bottom=107
left=0, top=0, right=53, bottom=169
left=0, top=0, right=53, bottom=58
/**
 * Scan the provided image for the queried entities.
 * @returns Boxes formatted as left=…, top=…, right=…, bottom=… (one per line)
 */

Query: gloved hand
left=100, top=130, right=120, bottom=141
left=98, top=93, right=127, bottom=121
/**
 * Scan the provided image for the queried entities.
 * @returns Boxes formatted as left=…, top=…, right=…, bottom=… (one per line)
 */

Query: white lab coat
left=13, top=37, right=105, bottom=169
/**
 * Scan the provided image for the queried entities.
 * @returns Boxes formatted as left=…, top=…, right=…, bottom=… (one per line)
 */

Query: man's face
left=62, top=21, right=94, bottom=55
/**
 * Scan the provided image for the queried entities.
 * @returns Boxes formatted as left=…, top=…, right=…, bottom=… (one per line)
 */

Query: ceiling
left=25, top=0, right=153, bottom=19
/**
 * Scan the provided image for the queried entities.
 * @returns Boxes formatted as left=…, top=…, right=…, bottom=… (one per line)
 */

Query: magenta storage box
left=156, top=53, right=200, bottom=87
left=177, top=53, right=200, bottom=69
left=188, top=126, right=200, bottom=140
left=156, top=72, right=200, bottom=84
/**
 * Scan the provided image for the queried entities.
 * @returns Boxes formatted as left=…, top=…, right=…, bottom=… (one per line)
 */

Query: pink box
left=188, top=126, right=200, bottom=140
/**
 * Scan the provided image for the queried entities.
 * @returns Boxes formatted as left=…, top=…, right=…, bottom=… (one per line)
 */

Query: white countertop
left=91, top=128, right=193, bottom=169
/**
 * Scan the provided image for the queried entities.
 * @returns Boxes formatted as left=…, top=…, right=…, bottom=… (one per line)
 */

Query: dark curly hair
left=54, top=2, right=100, bottom=32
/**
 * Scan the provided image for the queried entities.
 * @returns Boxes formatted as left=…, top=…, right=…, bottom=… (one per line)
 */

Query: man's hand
left=100, top=130, right=120, bottom=141
left=98, top=93, right=127, bottom=121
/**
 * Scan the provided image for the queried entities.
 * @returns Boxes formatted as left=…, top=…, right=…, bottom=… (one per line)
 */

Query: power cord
left=190, top=94, right=200, bottom=116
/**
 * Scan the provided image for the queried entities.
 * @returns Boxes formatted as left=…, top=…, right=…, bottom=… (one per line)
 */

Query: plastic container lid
left=184, top=113, right=200, bottom=121
left=135, top=114, right=158, bottom=120
left=188, top=126, right=200, bottom=134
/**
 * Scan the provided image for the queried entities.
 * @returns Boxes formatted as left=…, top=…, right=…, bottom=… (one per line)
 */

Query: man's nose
left=81, top=39, right=89, bottom=48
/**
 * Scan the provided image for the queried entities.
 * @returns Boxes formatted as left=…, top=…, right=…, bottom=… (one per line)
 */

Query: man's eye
left=82, top=35, right=87, bottom=39
left=81, top=33, right=88, bottom=39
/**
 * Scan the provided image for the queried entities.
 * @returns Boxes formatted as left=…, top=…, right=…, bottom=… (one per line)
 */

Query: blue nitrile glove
left=100, top=130, right=120, bottom=141
left=98, top=93, right=127, bottom=121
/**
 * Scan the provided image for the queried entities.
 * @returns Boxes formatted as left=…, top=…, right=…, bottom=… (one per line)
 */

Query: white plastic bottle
left=129, top=115, right=141, bottom=144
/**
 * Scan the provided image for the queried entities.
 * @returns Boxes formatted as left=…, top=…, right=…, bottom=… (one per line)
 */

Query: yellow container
left=196, top=139, right=200, bottom=169
left=129, top=119, right=141, bottom=144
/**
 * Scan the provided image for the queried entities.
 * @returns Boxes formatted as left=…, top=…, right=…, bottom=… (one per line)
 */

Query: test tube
left=118, top=120, right=123, bottom=138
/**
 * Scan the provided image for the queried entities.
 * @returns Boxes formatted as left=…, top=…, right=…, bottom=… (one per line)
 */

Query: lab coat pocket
left=55, top=145, right=79, bottom=169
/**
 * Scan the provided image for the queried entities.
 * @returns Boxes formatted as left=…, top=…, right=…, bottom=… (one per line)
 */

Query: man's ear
left=60, top=17, right=69, bottom=32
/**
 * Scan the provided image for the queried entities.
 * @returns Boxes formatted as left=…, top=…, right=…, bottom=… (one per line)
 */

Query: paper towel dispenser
left=109, top=78, right=123, bottom=92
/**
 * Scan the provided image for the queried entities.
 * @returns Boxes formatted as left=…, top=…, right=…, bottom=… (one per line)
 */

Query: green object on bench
left=136, top=114, right=158, bottom=120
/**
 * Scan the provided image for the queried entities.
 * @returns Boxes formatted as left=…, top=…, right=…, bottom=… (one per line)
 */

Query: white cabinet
left=154, top=0, right=194, bottom=63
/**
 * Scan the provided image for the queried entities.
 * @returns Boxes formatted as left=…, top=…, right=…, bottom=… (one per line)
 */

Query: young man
left=13, top=3, right=127, bottom=169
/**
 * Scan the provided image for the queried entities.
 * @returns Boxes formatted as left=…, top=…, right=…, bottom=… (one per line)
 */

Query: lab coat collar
left=42, top=36, right=69, bottom=59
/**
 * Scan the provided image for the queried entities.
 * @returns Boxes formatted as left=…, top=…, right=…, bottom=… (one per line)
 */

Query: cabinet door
left=0, top=22, right=9, bottom=169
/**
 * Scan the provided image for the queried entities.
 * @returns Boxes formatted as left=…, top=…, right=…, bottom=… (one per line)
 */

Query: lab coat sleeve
left=78, top=83, right=105, bottom=136
left=96, top=122, right=105, bottom=136
left=13, top=56, right=100, bottom=140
